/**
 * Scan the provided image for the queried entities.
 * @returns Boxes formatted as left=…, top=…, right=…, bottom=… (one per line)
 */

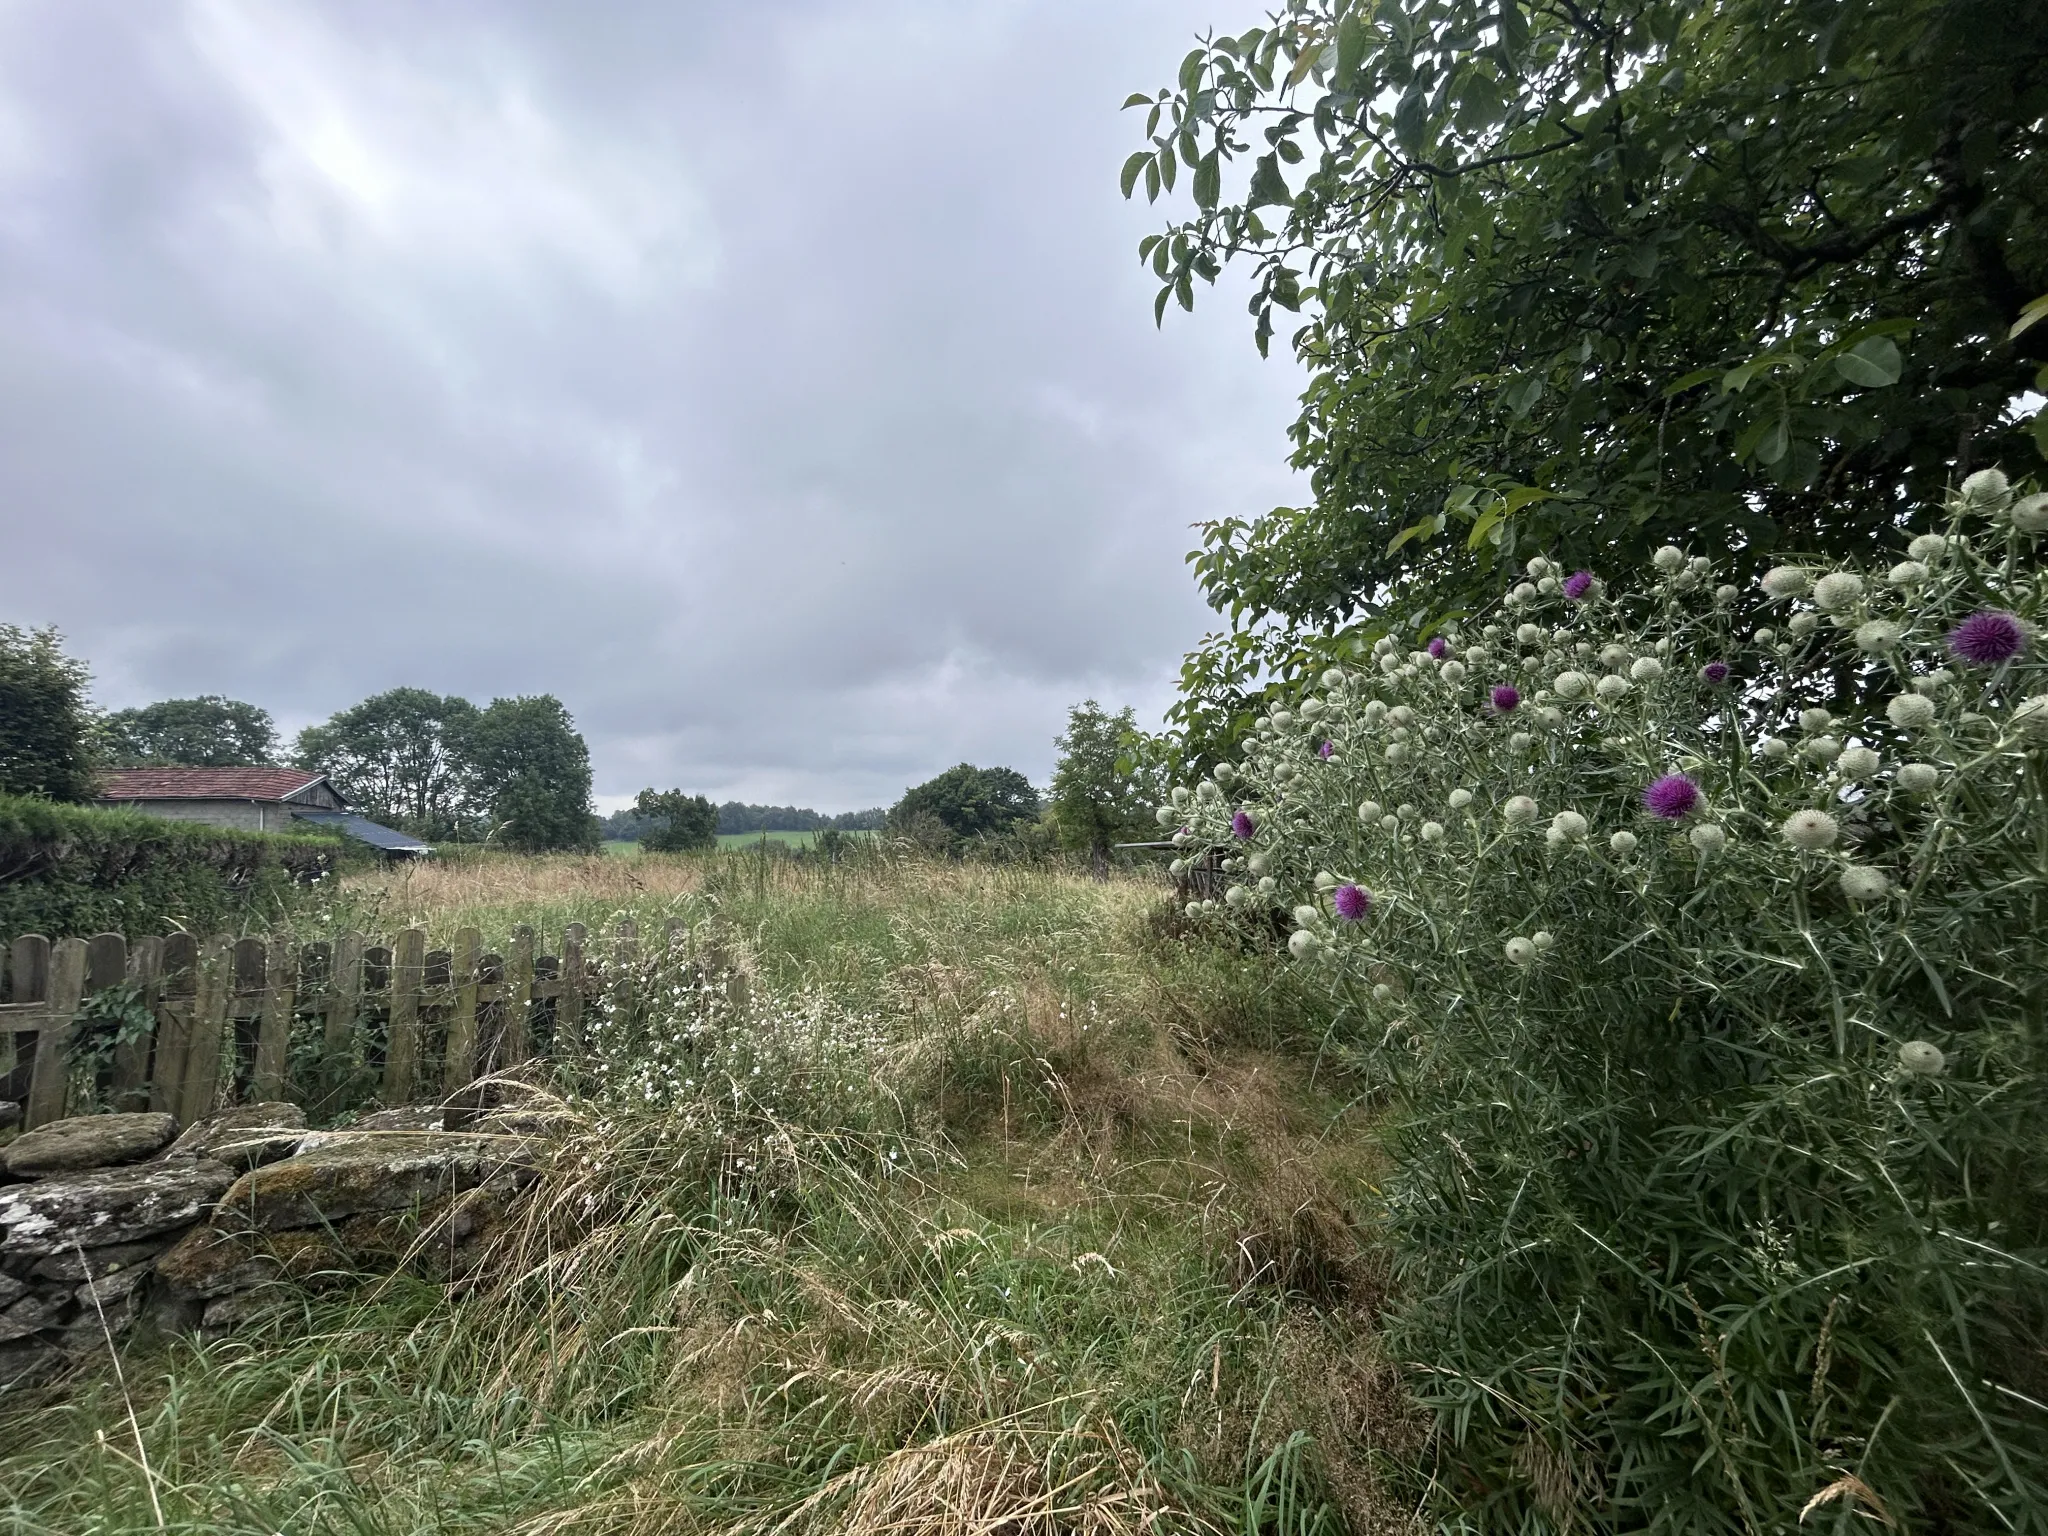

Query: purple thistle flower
left=1318, top=740, right=1335, bottom=759
left=1701, top=661, right=1730, bottom=685
left=1948, top=609, right=2027, bottom=666
left=1491, top=684, right=1521, bottom=713
left=1427, top=637, right=1448, bottom=659
left=1333, top=884, right=1371, bottom=921
left=1642, top=773, right=1702, bottom=820
left=1231, top=810, right=1255, bottom=839
left=1563, top=570, right=1594, bottom=600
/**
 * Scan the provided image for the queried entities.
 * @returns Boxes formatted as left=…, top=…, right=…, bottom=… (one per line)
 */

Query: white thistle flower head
left=1387, top=706, right=1415, bottom=726
left=1373, top=636, right=1395, bottom=656
left=1788, top=612, right=1819, bottom=637
left=1600, top=644, right=1631, bottom=670
left=1887, top=693, right=1938, bottom=730
left=1545, top=825, right=1569, bottom=848
left=1371, top=982, right=1393, bottom=1002
left=1300, top=698, right=1324, bottom=719
left=1272, top=710, right=1294, bottom=727
left=1526, top=555, right=1551, bottom=579
left=1321, top=667, right=1346, bottom=689
left=1314, top=870, right=1338, bottom=891
left=1549, top=810, right=1588, bottom=841
left=1248, top=852, right=1271, bottom=875
left=1385, top=742, right=1410, bottom=763
left=1196, top=780, right=1222, bottom=803
left=1420, top=820, right=1446, bottom=842
left=1257, top=876, right=1278, bottom=895
left=1960, top=467, right=2011, bottom=508
left=1506, top=731, right=1532, bottom=752
left=1531, top=930, right=1556, bottom=952
left=1504, top=936, right=1538, bottom=965
left=1912, top=669, right=1953, bottom=696
left=2011, top=494, right=2048, bottom=534
left=1502, top=795, right=1539, bottom=825
left=1225, top=885, right=1249, bottom=908
left=1380, top=814, right=1400, bottom=832
left=1799, top=708, right=1835, bottom=735
left=1287, top=929, right=1319, bottom=959
left=1397, top=803, right=1416, bottom=819
left=1553, top=670, right=1590, bottom=698
left=1754, top=627, right=1777, bottom=645
left=1213, top=761, right=1237, bottom=785
left=1761, top=566, right=1810, bottom=598
left=1515, top=622, right=1543, bottom=646
left=1378, top=652, right=1401, bottom=674
left=1839, top=865, right=1890, bottom=902
left=1907, top=533, right=1949, bottom=562
left=1653, top=545, right=1686, bottom=572
left=1539, top=576, right=1561, bottom=595
left=1357, top=800, right=1383, bottom=823
left=1156, top=805, right=1178, bottom=827
left=1758, top=736, right=1791, bottom=761
left=1168, top=858, right=1186, bottom=876
left=1609, top=830, right=1639, bottom=856
left=1781, top=810, right=1839, bottom=851
left=1449, top=788, right=1474, bottom=809
left=1896, top=762, right=1940, bottom=793
left=1171, top=785, right=1191, bottom=806
left=1512, top=582, right=1538, bottom=604
left=1293, top=905, right=1320, bottom=928
left=1813, top=571, right=1866, bottom=611
left=1465, top=645, right=1489, bottom=665
left=2011, top=695, right=2048, bottom=739
left=1888, top=561, right=1928, bottom=586
left=1361, top=700, right=1388, bottom=723
left=1689, top=824, right=1727, bottom=854
left=1595, top=675, right=1631, bottom=701
left=1715, top=584, right=1738, bottom=605
left=1185, top=902, right=1202, bottom=919
left=1838, top=746, right=1882, bottom=779
left=1898, top=1040, right=1946, bottom=1077
left=1536, top=706, right=1564, bottom=729
left=1440, top=660, right=1468, bottom=684
left=1854, top=620, right=1901, bottom=654
left=1629, top=656, right=1664, bottom=682
left=1804, top=736, right=1843, bottom=763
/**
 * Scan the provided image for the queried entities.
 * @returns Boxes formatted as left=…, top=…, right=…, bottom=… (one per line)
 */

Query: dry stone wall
left=0, top=1102, right=546, bottom=1389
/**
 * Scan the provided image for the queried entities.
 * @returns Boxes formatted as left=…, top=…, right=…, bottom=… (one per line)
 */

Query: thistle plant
left=1168, top=471, right=2048, bottom=1531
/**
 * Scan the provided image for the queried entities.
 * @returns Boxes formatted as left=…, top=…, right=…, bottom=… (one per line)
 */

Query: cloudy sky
left=0, top=1, right=1304, bottom=812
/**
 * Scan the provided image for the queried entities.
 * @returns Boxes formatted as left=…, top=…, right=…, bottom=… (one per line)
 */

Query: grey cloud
left=0, top=0, right=1303, bottom=811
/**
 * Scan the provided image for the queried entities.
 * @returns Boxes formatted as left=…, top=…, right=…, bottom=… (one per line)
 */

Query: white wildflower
left=1788, top=612, right=1819, bottom=637
left=1213, top=762, right=1237, bottom=786
left=1888, top=561, right=1928, bottom=586
left=1225, top=885, right=1249, bottom=908
left=1273, top=710, right=1295, bottom=727
left=1960, top=467, right=2010, bottom=508
left=1372, top=983, right=1393, bottom=1002
left=1838, top=746, right=1881, bottom=779
left=1551, top=810, right=1589, bottom=841
left=1907, top=533, right=1949, bottom=562
left=1532, top=930, right=1556, bottom=952
left=1503, top=795, right=1539, bottom=825
left=1754, top=627, right=1777, bottom=645
left=1197, top=780, right=1221, bottom=803
left=1465, top=645, right=1489, bottom=665
left=1185, top=902, right=1202, bottom=919
left=1504, top=936, right=1538, bottom=965
left=1554, top=670, right=1590, bottom=698
left=1441, top=660, right=1468, bottom=684
left=1629, top=656, right=1664, bottom=682
left=1799, top=708, right=1834, bottom=735
left=1512, top=582, right=1538, bottom=603
left=1388, top=706, right=1415, bottom=725
left=1689, top=824, right=1727, bottom=854
left=1536, top=706, right=1564, bottom=729
left=1539, top=576, right=1561, bottom=595
left=1293, top=905, right=1320, bottom=928
left=1595, top=675, right=1631, bottom=701
left=1448, top=788, right=1474, bottom=809
left=1380, top=815, right=1400, bottom=832
left=1653, top=545, right=1685, bottom=572
left=1839, top=865, right=1890, bottom=901
left=1758, top=736, right=1791, bottom=762
left=1156, top=805, right=1177, bottom=827
left=1912, top=669, right=1953, bottom=696
left=1386, top=742, right=1410, bottom=763
left=1321, top=667, right=1346, bottom=689
left=1510, top=731, right=1535, bottom=752
left=1300, top=698, right=1324, bottom=719
left=1781, top=810, right=1839, bottom=851
left=1895, top=762, right=1940, bottom=793
left=1813, top=571, right=1865, bottom=611
left=1886, top=694, right=1937, bottom=730
left=1855, top=620, right=1901, bottom=653
left=1600, top=644, right=1631, bottom=670
left=1168, top=858, right=1186, bottom=876
left=1171, top=785, right=1190, bottom=806
left=1516, top=623, right=1544, bottom=646
left=1357, top=801, right=1383, bottom=823
left=1609, top=830, right=1639, bottom=856
left=1314, top=870, right=1338, bottom=891
left=2012, top=494, right=2048, bottom=534
left=1420, top=821, right=1446, bottom=842
left=1898, top=1040, right=1946, bottom=1077
left=1804, top=736, right=1843, bottom=763
left=1761, top=566, right=1810, bottom=598
left=1287, top=930, right=1319, bottom=959
left=1526, top=555, right=1551, bottom=578
left=1257, top=876, right=1278, bottom=895
left=1378, top=652, right=1401, bottom=674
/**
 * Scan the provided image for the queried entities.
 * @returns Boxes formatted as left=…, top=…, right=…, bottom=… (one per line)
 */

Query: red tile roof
left=98, top=767, right=330, bottom=802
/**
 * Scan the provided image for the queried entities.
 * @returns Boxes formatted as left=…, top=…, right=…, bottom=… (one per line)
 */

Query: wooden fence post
left=149, top=934, right=199, bottom=1115
left=558, top=923, right=586, bottom=1062
left=384, top=928, right=426, bottom=1102
left=26, top=938, right=86, bottom=1128
left=502, top=925, right=534, bottom=1066
left=177, top=937, right=234, bottom=1125
left=326, top=933, right=364, bottom=1057
left=443, top=926, right=482, bottom=1093
left=251, top=936, right=295, bottom=1102
left=112, top=937, right=162, bottom=1111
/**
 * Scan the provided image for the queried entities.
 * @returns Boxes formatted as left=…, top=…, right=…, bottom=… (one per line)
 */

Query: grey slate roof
left=290, top=810, right=431, bottom=854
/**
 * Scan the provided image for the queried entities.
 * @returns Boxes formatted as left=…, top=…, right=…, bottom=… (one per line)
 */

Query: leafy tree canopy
left=1127, top=0, right=2048, bottom=752
left=104, top=695, right=277, bottom=768
left=1049, top=701, right=1164, bottom=863
left=462, top=695, right=597, bottom=852
left=295, top=688, right=479, bottom=839
left=0, top=625, right=97, bottom=803
left=634, top=788, right=719, bottom=852
left=891, top=764, right=1040, bottom=845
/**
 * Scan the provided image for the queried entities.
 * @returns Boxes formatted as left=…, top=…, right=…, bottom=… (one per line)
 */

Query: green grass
left=0, top=856, right=1414, bottom=1536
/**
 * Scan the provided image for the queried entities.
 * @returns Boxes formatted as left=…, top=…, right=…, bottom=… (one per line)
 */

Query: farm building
left=95, top=766, right=431, bottom=856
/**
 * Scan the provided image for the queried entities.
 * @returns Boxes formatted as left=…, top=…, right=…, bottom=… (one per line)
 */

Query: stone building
left=95, top=766, right=429, bottom=856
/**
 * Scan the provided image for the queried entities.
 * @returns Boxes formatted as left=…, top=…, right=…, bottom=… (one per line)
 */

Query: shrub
left=0, top=794, right=336, bottom=939
left=1169, top=474, right=2048, bottom=1530
left=0, top=625, right=97, bottom=802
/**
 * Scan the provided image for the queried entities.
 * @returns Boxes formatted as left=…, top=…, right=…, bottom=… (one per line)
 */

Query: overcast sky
left=0, top=1, right=1303, bottom=812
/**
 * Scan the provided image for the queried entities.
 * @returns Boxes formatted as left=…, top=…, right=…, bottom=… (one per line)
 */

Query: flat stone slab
left=4, top=1113, right=178, bottom=1178
left=213, top=1132, right=544, bottom=1234
left=168, top=1104, right=307, bottom=1171
left=0, top=1157, right=234, bottom=1257
left=157, top=1225, right=349, bottom=1300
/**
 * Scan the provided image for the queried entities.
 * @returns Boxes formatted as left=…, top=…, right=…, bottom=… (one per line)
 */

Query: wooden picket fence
left=0, top=920, right=677, bottom=1129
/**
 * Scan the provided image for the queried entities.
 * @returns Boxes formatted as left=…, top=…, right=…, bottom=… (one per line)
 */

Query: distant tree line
left=599, top=801, right=887, bottom=844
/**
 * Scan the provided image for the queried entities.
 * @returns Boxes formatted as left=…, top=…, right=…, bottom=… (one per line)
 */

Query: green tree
left=890, top=764, right=1040, bottom=847
left=104, top=695, right=277, bottom=767
left=460, top=695, right=596, bottom=852
left=0, top=625, right=98, bottom=802
left=295, top=688, right=479, bottom=838
left=1127, top=0, right=2048, bottom=752
left=1049, top=701, right=1163, bottom=868
left=633, top=788, right=719, bottom=852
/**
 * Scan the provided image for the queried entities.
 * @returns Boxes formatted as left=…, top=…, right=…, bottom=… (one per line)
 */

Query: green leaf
left=1662, top=367, right=1721, bottom=399
left=2032, top=408, right=2048, bottom=463
left=1121, top=92, right=1153, bottom=109
left=1144, top=158, right=1160, bottom=202
left=1757, top=417, right=1790, bottom=465
left=1177, top=47, right=1205, bottom=94
left=1120, top=151, right=1151, bottom=199
left=1248, top=154, right=1293, bottom=209
left=1834, top=336, right=1902, bottom=388
left=1193, top=151, right=1221, bottom=210
left=1387, top=514, right=1442, bottom=554
left=1335, top=16, right=1371, bottom=87
left=2012, top=292, right=2048, bottom=340
left=1158, top=142, right=1177, bottom=193
left=1467, top=506, right=1507, bottom=549
left=1286, top=42, right=1323, bottom=88
left=1393, top=87, right=1427, bottom=155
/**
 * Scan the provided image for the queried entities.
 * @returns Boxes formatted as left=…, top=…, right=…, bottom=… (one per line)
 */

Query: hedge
left=0, top=794, right=341, bottom=941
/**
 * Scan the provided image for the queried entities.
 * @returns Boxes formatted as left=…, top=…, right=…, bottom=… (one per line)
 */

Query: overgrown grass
left=0, top=855, right=1422, bottom=1535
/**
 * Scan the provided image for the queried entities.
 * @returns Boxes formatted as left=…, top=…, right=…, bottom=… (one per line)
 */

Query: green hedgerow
left=1172, top=473, right=2048, bottom=1532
